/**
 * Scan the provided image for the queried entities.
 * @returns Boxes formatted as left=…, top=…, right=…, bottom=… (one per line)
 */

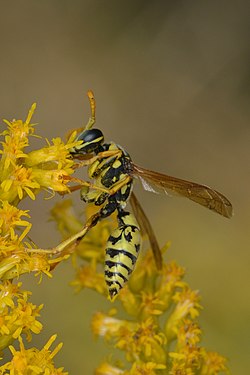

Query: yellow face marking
left=121, top=184, right=128, bottom=195
left=88, top=159, right=100, bottom=178
left=109, top=143, right=118, bottom=151
left=113, top=159, right=122, bottom=169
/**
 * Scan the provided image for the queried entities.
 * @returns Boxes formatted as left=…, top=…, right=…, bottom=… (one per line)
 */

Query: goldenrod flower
left=0, top=200, right=31, bottom=242
left=0, top=334, right=67, bottom=375
left=200, top=350, right=228, bottom=375
left=0, top=282, right=43, bottom=351
left=126, top=361, right=166, bottom=374
left=0, top=165, right=40, bottom=203
left=95, top=362, right=124, bottom=375
left=92, top=312, right=134, bottom=340
left=0, top=103, right=36, bottom=174
left=0, top=102, right=230, bottom=374
left=118, top=286, right=140, bottom=317
left=165, top=287, right=202, bottom=342
left=116, top=317, right=166, bottom=364
left=0, top=202, right=66, bottom=280
left=139, top=291, right=167, bottom=317
left=0, top=105, right=79, bottom=282
left=70, top=264, right=106, bottom=294
left=51, top=197, right=230, bottom=374
left=0, top=104, right=78, bottom=207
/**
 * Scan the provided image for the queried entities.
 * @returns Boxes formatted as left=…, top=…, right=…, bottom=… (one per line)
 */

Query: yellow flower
left=23, top=136, right=79, bottom=195
left=125, top=361, right=166, bottom=375
left=169, top=342, right=202, bottom=374
left=51, top=194, right=230, bottom=374
left=92, top=312, right=170, bottom=369
left=157, top=261, right=186, bottom=306
left=0, top=281, right=43, bottom=351
left=139, top=291, right=167, bottom=318
left=0, top=165, right=40, bottom=204
left=0, top=248, right=68, bottom=281
left=96, top=362, right=166, bottom=375
left=95, top=362, right=124, bottom=375
left=0, top=133, right=28, bottom=171
left=200, top=350, right=228, bottom=375
left=0, top=334, right=67, bottom=375
left=173, top=288, right=201, bottom=319
left=1, top=103, right=36, bottom=139
left=31, top=168, right=70, bottom=193
left=0, top=201, right=31, bottom=242
left=0, top=105, right=79, bottom=205
left=91, top=311, right=168, bottom=365
left=91, top=312, right=135, bottom=340
left=70, top=265, right=106, bottom=295
left=118, top=286, right=140, bottom=317
left=0, top=103, right=36, bottom=175
left=165, top=287, right=201, bottom=342
left=176, top=319, right=202, bottom=348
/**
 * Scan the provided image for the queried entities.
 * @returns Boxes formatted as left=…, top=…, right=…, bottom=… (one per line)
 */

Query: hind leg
left=25, top=194, right=119, bottom=258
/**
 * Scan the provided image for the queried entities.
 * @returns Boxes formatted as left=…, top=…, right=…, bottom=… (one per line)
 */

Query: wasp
left=60, top=91, right=232, bottom=299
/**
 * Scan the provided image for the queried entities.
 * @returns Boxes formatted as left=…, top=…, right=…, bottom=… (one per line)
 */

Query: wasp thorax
left=72, top=128, right=104, bottom=154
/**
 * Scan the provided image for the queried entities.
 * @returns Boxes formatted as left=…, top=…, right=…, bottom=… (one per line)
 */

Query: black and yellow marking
left=70, top=127, right=143, bottom=298
left=27, top=91, right=232, bottom=301
left=104, top=209, right=141, bottom=299
left=68, top=101, right=155, bottom=299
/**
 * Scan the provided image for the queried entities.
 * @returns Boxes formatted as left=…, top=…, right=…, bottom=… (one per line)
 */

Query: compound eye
left=74, top=128, right=104, bottom=154
left=77, top=129, right=103, bottom=144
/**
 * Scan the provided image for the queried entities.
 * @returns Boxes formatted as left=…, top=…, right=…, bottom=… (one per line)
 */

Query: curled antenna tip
left=87, top=90, right=94, bottom=99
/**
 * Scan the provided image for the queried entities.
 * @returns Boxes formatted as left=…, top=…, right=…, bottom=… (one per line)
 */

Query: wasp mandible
left=62, top=91, right=233, bottom=299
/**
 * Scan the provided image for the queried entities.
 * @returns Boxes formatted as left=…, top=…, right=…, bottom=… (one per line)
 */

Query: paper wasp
left=51, top=90, right=232, bottom=299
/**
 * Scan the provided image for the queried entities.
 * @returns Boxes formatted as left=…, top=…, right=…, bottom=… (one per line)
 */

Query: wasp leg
left=104, top=175, right=132, bottom=196
left=73, top=149, right=123, bottom=167
left=62, top=184, right=83, bottom=194
left=63, top=174, right=132, bottom=197
left=25, top=211, right=101, bottom=257
left=64, top=176, right=111, bottom=194
left=26, top=195, right=118, bottom=258
left=26, top=178, right=131, bottom=258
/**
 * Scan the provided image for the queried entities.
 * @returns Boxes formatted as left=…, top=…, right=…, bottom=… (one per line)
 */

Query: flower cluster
left=0, top=280, right=66, bottom=374
left=0, top=103, right=230, bottom=374
left=0, top=105, right=77, bottom=373
left=0, top=334, right=67, bottom=375
left=0, top=281, right=42, bottom=351
left=0, top=104, right=78, bottom=281
left=52, top=200, right=229, bottom=375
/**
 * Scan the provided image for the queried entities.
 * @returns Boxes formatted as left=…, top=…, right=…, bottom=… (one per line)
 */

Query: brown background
left=0, top=1, right=249, bottom=373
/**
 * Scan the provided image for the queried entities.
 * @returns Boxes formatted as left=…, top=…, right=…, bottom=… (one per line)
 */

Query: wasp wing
left=129, top=192, right=163, bottom=270
left=132, top=164, right=233, bottom=219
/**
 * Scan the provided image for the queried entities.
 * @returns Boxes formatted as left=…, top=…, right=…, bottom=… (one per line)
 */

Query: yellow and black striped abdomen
left=105, top=210, right=141, bottom=299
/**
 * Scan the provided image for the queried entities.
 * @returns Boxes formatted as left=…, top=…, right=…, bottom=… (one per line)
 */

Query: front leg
left=73, top=149, right=122, bottom=169
left=106, top=175, right=132, bottom=196
left=63, top=175, right=111, bottom=194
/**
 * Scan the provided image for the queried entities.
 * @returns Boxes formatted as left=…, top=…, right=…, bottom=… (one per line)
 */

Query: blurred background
left=0, top=1, right=249, bottom=373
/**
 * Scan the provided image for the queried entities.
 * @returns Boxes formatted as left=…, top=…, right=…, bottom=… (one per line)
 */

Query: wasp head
left=70, top=128, right=104, bottom=155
